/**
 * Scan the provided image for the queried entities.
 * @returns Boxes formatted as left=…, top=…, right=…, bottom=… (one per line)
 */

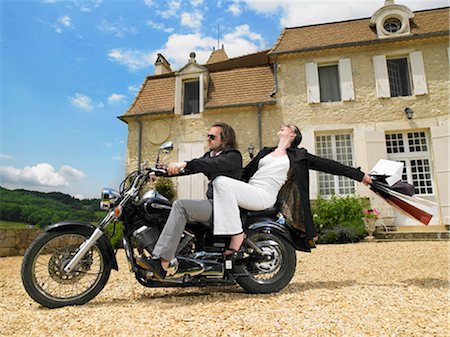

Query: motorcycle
left=21, top=142, right=312, bottom=308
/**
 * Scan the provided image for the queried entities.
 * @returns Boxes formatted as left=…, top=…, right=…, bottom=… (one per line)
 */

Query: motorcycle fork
left=63, top=227, right=104, bottom=273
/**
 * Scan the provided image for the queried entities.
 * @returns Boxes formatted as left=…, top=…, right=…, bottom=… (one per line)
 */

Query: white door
left=177, top=142, right=207, bottom=199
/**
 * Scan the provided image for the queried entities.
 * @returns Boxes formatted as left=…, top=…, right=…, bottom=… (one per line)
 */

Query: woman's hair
left=212, top=122, right=238, bottom=149
left=286, top=123, right=302, bottom=147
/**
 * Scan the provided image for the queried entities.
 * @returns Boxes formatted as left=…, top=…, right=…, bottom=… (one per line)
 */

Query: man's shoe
left=136, top=257, right=167, bottom=280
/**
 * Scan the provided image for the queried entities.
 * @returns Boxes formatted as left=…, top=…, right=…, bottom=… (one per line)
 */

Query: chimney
left=154, top=53, right=172, bottom=75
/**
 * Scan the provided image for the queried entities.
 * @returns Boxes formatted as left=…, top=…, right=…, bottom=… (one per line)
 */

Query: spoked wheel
left=21, top=227, right=111, bottom=308
left=236, top=232, right=296, bottom=294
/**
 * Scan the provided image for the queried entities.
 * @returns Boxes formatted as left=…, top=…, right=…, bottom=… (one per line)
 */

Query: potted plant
left=362, top=208, right=380, bottom=239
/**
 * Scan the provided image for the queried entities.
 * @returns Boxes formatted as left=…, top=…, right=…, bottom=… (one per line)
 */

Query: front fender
left=247, top=220, right=311, bottom=253
left=46, top=221, right=119, bottom=270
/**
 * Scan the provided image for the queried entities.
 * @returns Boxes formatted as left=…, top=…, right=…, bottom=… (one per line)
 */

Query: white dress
left=212, top=154, right=290, bottom=235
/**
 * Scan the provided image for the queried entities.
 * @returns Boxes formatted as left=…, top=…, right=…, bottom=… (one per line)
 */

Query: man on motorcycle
left=137, top=122, right=242, bottom=279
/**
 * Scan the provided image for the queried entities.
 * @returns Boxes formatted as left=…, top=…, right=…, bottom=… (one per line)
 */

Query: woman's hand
left=361, top=173, right=373, bottom=186
left=167, top=162, right=187, bottom=175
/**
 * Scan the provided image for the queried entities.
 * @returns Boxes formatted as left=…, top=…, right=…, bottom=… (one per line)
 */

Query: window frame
left=315, top=131, right=356, bottom=196
left=385, top=130, right=434, bottom=196
left=182, top=79, right=200, bottom=115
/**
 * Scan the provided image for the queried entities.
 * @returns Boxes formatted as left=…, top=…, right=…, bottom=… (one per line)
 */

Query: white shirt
left=248, top=154, right=290, bottom=194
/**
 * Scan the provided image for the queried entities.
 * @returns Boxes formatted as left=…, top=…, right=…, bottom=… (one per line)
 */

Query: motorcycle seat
left=244, top=207, right=279, bottom=218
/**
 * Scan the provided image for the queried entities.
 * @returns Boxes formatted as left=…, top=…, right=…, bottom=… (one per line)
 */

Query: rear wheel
left=236, top=232, right=296, bottom=294
left=21, top=227, right=111, bottom=308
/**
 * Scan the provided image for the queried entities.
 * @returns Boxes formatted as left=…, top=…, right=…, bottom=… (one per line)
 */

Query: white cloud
left=145, top=20, right=174, bottom=33
left=144, top=0, right=154, bottom=7
left=242, top=0, right=450, bottom=28
left=191, top=0, right=203, bottom=6
left=0, top=154, right=12, bottom=160
left=58, top=15, right=72, bottom=27
left=97, top=18, right=137, bottom=38
left=0, top=163, right=85, bottom=187
left=108, top=48, right=155, bottom=71
left=227, top=0, right=242, bottom=16
left=110, top=25, right=266, bottom=71
left=74, top=194, right=85, bottom=200
left=154, top=25, right=266, bottom=69
left=128, top=85, right=140, bottom=93
left=108, top=93, right=126, bottom=104
left=70, top=93, right=94, bottom=111
left=181, top=10, right=203, bottom=30
left=157, top=0, right=181, bottom=19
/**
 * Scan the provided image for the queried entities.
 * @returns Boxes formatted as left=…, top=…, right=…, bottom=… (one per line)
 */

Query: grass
left=0, top=221, right=30, bottom=229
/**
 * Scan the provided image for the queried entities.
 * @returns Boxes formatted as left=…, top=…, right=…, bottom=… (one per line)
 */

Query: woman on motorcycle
left=213, top=123, right=373, bottom=253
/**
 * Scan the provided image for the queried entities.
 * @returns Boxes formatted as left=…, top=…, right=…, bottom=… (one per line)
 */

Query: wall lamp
left=404, top=107, right=414, bottom=120
left=247, top=144, right=255, bottom=159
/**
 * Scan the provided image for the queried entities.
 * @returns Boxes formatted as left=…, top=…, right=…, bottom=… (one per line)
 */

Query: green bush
left=312, top=194, right=367, bottom=244
left=154, top=177, right=176, bottom=201
left=105, top=221, right=124, bottom=249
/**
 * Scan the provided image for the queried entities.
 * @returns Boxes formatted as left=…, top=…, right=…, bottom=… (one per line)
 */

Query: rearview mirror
left=156, top=141, right=174, bottom=164
left=159, top=141, right=173, bottom=153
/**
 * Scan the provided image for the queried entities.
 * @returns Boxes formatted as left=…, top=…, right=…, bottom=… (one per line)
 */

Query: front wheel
left=21, top=227, right=111, bottom=308
left=236, top=231, right=296, bottom=294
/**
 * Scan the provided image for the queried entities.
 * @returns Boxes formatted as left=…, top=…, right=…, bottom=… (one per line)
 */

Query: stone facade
left=0, top=228, right=43, bottom=257
left=122, top=4, right=449, bottom=229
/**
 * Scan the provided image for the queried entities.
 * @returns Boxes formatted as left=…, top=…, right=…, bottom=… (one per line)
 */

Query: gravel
left=1, top=241, right=449, bottom=337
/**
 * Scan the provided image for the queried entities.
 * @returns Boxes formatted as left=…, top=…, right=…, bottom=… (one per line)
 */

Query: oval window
left=383, top=18, right=402, bottom=33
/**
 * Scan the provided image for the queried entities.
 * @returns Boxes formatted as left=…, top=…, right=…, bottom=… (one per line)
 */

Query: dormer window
left=370, top=1, right=414, bottom=39
left=383, top=18, right=402, bottom=33
left=174, top=52, right=209, bottom=116
left=183, top=80, right=200, bottom=115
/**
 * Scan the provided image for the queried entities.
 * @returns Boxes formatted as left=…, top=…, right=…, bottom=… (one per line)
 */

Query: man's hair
left=287, top=123, right=303, bottom=148
left=212, top=122, right=238, bottom=149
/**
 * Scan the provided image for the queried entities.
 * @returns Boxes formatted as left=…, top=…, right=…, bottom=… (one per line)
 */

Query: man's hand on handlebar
left=167, top=162, right=187, bottom=175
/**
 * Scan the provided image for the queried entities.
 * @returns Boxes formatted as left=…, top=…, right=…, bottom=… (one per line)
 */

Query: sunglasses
left=207, top=134, right=216, bottom=140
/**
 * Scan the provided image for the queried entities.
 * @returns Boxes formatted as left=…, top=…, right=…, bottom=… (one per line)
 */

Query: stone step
left=373, top=231, right=450, bottom=241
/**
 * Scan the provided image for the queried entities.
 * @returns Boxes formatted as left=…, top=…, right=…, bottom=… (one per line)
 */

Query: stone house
left=120, top=1, right=449, bottom=230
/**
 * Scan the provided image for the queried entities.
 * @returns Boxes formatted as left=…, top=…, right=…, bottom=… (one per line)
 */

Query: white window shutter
left=338, top=58, right=355, bottom=101
left=373, top=55, right=390, bottom=98
left=409, top=51, right=428, bottom=96
left=305, top=62, right=320, bottom=103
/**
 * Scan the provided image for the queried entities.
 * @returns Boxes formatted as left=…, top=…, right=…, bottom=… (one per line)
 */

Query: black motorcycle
left=21, top=142, right=312, bottom=308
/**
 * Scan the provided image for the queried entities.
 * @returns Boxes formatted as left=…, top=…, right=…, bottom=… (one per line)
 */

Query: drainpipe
left=137, top=120, right=142, bottom=169
left=257, top=103, right=262, bottom=150
left=270, top=58, right=278, bottom=98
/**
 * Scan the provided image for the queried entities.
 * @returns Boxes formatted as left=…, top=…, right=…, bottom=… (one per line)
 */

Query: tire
left=21, top=227, right=112, bottom=308
left=236, top=231, right=296, bottom=294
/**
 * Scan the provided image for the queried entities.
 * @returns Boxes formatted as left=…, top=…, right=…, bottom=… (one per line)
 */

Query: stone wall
left=0, top=229, right=43, bottom=257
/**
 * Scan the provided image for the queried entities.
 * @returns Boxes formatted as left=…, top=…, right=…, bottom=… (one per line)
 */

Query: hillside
left=0, top=186, right=105, bottom=227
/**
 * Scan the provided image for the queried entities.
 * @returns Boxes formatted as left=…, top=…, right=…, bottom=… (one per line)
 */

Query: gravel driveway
left=1, top=241, right=448, bottom=337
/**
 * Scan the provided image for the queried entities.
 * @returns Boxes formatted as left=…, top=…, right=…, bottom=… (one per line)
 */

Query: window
left=305, top=59, right=354, bottom=103
left=387, top=58, right=411, bottom=97
left=318, top=65, right=341, bottom=102
left=373, top=52, right=428, bottom=98
left=316, top=133, right=356, bottom=196
left=385, top=130, right=434, bottom=195
left=383, top=18, right=402, bottom=33
left=183, top=80, right=199, bottom=115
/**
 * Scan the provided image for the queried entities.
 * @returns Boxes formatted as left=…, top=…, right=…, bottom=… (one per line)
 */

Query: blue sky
left=0, top=0, right=447, bottom=199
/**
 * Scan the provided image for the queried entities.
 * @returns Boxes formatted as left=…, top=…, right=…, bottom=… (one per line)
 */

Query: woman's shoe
left=136, top=257, right=167, bottom=280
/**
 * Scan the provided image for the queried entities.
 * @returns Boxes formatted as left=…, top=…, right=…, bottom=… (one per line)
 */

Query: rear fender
left=45, top=221, right=119, bottom=270
left=247, top=220, right=311, bottom=253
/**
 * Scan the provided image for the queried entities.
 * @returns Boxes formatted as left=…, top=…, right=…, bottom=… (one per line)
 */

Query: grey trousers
left=152, top=199, right=213, bottom=261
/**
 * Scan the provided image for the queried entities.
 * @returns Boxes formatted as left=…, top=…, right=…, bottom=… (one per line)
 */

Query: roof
left=206, top=66, right=275, bottom=109
left=270, top=7, right=449, bottom=55
left=206, top=47, right=228, bottom=64
left=121, top=50, right=275, bottom=119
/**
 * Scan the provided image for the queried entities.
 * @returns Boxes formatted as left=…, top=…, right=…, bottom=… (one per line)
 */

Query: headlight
left=100, top=188, right=121, bottom=210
